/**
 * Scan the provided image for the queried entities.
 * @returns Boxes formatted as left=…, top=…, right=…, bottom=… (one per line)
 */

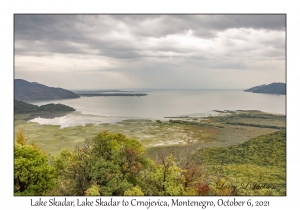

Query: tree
left=14, top=130, right=56, bottom=195
left=142, top=153, right=185, bottom=196
left=16, top=128, right=27, bottom=145
left=53, top=131, right=150, bottom=196
left=124, top=186, right=144, bottom=196
left=85, top=184, right=101, bottom=196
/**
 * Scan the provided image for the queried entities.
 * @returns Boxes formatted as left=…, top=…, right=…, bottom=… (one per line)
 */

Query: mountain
left=244, top=84, right=266, bottom=92
left=14, top=99, right=75, bottom=114
left=244, top=82, right=286, bottom=95
left=14, top=79, right=80, bottom=101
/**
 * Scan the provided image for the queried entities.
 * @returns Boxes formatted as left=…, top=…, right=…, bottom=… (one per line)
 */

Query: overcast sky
left=14, top=14, right=286, bottom=90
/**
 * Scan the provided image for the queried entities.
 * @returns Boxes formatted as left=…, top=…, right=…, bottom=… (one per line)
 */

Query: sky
left=14, top=14, right=286, bottom=90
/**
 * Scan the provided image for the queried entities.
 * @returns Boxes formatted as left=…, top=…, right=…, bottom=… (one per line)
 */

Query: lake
left=28, top=89, right=286, bottom=128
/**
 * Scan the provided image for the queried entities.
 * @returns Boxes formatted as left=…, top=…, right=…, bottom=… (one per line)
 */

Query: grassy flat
left=14, top=110, right=285, bottom=155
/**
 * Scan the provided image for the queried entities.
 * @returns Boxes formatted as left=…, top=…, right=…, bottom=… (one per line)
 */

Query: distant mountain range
left=244, top=82, right=286, bottom=95
left=14, top=79, right=80, bottom=101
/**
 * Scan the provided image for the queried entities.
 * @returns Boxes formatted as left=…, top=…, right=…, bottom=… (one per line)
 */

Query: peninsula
left=244, top=82, right=286, bottom=95
left=78, top=93, right=148, bottom=97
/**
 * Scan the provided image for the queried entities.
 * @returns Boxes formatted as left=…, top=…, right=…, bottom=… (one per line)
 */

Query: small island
left=14, top=99, right=75, bottom=114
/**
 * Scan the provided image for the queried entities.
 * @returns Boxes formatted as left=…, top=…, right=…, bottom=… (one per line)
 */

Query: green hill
left=199, top=130, right=286, bottom=166
left=14, top=99, right=39, bottom=114
left=195, top=130, right=286, bottom=195
left=14, top=100, right=75, bottom=114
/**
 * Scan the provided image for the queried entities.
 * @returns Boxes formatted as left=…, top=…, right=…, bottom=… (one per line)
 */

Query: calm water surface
left=28, top=90, right=286, bottom=127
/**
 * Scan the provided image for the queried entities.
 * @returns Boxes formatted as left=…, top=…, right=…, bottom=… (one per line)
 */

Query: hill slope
left=244, top=82, right=286, bottom=95
left=14, top=99, right=75, bottom=114
left=14, top=99, right=39, bottom=114
left=199, top=130, right=286, bottom=166
left=196, top=130, right=286, bottom=195
left=15, top=79, right=80, bottom=100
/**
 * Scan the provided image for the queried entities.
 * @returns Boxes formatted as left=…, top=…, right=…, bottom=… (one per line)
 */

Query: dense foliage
left=14, top=99, right=39, bottom=113
left=38, top=103, right=75, bottom=112
left=49, top=132, right=207, bottom=196
left=51, top=132, right=150, bottom=195
left=198, top=130, right=286, bottom=166
left=14, top=99, right=75, bottom=114
left=14, top=130, right=56, bottom=195
left=195, top=130, right=286, bottom=195
left=14, top=129, right=286, bottom=196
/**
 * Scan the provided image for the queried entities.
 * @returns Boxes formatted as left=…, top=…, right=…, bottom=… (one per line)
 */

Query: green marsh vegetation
left=14, top=99, right=75, bottom=114
left=14, top=110, right=286, bottom=195
left=14, top=110, right=284, bottom=154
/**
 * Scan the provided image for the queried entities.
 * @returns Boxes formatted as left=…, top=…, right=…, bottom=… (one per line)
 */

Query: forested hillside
left=14, top=99, right=75, bottom=114
left=199, top=130, right=285, bottom=166
left=195, top=130, right=286, bottom=195
left=15, top=79, right=79, bottom=100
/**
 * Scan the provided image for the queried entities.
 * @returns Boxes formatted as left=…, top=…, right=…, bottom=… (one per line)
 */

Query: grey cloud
left=15, top=14, right=286, bottom=41
left=109, top=14, right=285, bottom=38
left=15, top=14, right=286, bottom=60
left=14, top=14, right=286, bottom=89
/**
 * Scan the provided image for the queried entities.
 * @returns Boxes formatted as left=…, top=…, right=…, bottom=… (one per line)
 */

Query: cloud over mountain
left=15, top=15, right=286, bottom=89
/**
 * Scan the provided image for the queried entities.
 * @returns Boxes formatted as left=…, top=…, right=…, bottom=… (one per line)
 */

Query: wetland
left=14, top=89, right=286, bottom=196
left=15, top=89, right=285, bottom=154
left=15, top=109, right=285, bottom=155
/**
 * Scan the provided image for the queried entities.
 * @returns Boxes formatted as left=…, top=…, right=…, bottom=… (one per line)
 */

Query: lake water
left=28, top=89, right=286, bottom=128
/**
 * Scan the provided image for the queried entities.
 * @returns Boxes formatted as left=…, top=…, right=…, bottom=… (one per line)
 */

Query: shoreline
left=15, top=109, right=286, bottom=155
left=26, top=109, right=286, bottom=128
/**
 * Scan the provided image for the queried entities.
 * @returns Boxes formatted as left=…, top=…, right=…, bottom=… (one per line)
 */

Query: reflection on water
left=29, top=112, right=133, bottom=128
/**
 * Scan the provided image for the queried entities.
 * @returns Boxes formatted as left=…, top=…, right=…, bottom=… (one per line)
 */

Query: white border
left=2, top=0, right=299, bottom=209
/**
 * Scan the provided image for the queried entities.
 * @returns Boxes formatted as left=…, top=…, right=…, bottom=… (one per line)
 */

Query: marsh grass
left=14, top=110, right=285, bottom=155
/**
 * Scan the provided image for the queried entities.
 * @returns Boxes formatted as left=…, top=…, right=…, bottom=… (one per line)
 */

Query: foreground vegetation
left=14, top=128, right=286, bottom=196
